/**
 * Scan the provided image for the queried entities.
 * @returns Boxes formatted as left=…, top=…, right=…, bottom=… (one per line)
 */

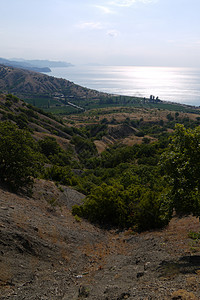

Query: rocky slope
left=1, top=179, right=200, bottom=300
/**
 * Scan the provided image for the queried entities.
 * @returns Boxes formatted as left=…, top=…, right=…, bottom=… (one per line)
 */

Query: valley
left=0, top=65, right=200, bottom=299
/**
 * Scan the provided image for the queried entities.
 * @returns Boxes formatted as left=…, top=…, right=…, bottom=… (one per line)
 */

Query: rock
left=136, top=272, right=144, bottom=278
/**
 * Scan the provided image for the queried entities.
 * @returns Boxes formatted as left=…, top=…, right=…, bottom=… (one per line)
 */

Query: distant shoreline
left=46, top=65, right=200, bottom=107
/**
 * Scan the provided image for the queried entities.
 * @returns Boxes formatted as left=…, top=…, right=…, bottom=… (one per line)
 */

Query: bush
left=73, top=183, right=127, bottom=227
left=124, top=186, right=170, bottom=231
left=43, top=165, right=78, bottom=186
left=0, top=121, right=42, bottom=192
left=38, top=136, right=61, bottom=157
left=72, top=182, right=170, bottom=231
left=6, top=94, right=19, bottom=103
left=38, top=136, right=73, bottom=166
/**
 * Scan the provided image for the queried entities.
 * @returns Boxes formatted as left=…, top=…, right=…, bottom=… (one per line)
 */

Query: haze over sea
left=48, top=66, right=200, bottom=107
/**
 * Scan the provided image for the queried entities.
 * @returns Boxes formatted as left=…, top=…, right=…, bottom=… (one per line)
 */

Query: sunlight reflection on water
left=48, top=66, right=200, bottom=106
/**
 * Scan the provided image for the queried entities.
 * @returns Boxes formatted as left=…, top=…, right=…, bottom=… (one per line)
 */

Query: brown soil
left=1, top=180, right=200, bottom=299
left=94, top=140, right=108, bottom=154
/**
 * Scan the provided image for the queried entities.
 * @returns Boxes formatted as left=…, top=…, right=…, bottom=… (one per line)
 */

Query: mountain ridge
left=14, top=58, right=73, bottom=68
left=0, top=58, right=51, bottom=73
left=0, top=58, right=73, bottom=73
left=0, top=64, right=105, bottom=108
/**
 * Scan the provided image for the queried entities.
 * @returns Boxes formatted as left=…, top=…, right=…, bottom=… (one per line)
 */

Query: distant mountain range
left=0, top=58, right=73, bottom=73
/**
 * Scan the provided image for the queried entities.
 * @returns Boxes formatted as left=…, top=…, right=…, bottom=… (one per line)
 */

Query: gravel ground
left=1, top=180, right=200, bottom=299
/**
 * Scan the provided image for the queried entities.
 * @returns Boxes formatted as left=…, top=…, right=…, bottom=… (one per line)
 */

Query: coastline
left=44, top=65, right=200, bottom=107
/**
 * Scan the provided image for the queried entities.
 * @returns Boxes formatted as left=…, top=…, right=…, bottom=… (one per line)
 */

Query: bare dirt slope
left=1, top=180, right=200, bottom=299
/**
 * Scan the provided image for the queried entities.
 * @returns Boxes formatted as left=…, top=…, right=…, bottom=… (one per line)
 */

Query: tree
left=72, top=180, right=170, bottom=231
left=0, top=121, right=41, bottom=192
left=72, top=183, right=127, bottom=227
left=161, top=124, right=200, bottom=216
left=38, top=136, right=61, bottom=157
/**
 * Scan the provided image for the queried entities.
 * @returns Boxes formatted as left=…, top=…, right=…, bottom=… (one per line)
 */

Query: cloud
left=95, top=5, right=116, bottom=14
left=78, top=22, right=104, bottom=30
left=109, top=0, right=157, bottom=7
left=106, top=29, right=120, bottom=37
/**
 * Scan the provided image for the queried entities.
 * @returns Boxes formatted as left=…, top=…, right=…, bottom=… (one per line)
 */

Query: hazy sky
left=1, top=0, right=200, bottom=67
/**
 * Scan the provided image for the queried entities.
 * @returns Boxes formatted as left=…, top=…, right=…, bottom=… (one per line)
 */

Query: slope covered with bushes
left=1, top=92, right=200, bottom=232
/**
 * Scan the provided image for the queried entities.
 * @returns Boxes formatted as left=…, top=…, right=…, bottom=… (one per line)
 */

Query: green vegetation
left=1, top=91, right=200, bottom=232
left=188, top=231, right=200, bottom=240
left=188, top=231, right=200, bottom=252
left=72, top=142, right=170, bottom=230
left=72, top=124, right=200, bottom=230
left=0, top=121, right=42, bottom=192
left=161, top=124, right=200, bottom=216
left=1, top=65, right=200, bottom=117
left=72, top=182, right=170, bottom=231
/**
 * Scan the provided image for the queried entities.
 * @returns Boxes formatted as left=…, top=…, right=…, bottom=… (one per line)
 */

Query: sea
left=46, top=65, right=200, bottom=107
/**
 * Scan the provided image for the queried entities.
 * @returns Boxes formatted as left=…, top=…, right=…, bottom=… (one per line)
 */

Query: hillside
left=1, top=64, right=197, bottom=115
left=0, top=94, right=73, bottom=140
left=1, top=74, right=200, bottom=299
left=1, top=91, right=199, bottom=157
left=0, top=58, right=73, bottom=73
left=10, top=58, right=73, bottom=68
left=1, top=179, right=200, bottom=299
left=0, top=65, right=107, bottom=109
left=65, top=105, right=200, bottom=152
left=0, top=58, right=51, bottom=73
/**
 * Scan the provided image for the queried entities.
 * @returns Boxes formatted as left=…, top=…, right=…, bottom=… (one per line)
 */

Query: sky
left=1, top=0, right=200, bottom=67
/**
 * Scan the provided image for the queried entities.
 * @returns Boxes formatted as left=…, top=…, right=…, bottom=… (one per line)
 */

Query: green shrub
left=0, top=121, right=42, bottom=192
left=74, top=183, right=127, bottom=227
left=73, top=181, right=171, bottom=231
left=5, top=100, right=12, bottom=107
left=188, top=231, right=200, bottom=240
left=39, top=136, right=61, bottom=157
left=124, top=186, right=170, bottom=231
left=43, top=165, right=78, bottom=186
left=6, top=94, right=19, bottom=103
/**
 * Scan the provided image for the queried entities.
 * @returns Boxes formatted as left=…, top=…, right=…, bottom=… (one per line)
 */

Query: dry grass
left=78, top=233, right=131, bottom=281
left=151, top=215, right=200, bottom=255
left=122, top=135, right=157, bottom=146
left=171, top=289, right=198, bottom=299
left=66, top=106, right=200, bottom=127
left=94, top=140, right=108, bottom=153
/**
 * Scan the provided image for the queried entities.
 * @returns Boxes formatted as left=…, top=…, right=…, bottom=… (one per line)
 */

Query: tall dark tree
left=0, top=121, right=42, bottom=192
left=161, top=124, right=200, bottom=216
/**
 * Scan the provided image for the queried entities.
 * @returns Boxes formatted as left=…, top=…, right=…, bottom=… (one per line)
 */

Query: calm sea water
left=47, top=66, right=200, bottom=106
